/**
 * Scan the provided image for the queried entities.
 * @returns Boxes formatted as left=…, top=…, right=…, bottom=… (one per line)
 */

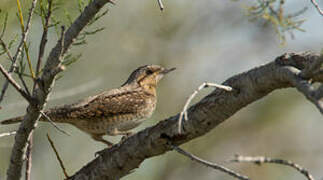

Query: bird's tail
left=1, top=116, right=24, bottom=125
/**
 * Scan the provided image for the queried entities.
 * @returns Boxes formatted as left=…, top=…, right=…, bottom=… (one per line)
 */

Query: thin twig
left=40, top=111, right=71, bottom=136
left=36, top=0, right=53, bottom=77
left=0, top=0, right=37, bottom=103
left=178, top=82, right=232, bottom=133
left=0, top=12, right=8, bottom=38
left=0, top=131, right=16, bottom=138
left=15, top=48, right=31, bottom=95
left=311, top=0, right=323, bottom=16
left=16, top=0, right=36, bottom=79
left=157, top=0, right=164, bottom=11
left=18, top=73, right=31, bottom=96
left=171, top=145, right=249, bottom=180
left=25, top=136, right=33, bottom=180
left=0, top=39, right=30, bottom=95
left=0, top=63, right=33, bottom=103
left=47, top=133, right=69, bottom=178
left=0, top=38, right=14, bottom=62
left=58, top=26, right=66, bottom=58
left=231, top=155, right=315, bottom=180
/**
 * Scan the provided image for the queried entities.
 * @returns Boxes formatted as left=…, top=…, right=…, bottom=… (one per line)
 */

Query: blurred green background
left=0, top=0, right=322, bottom=179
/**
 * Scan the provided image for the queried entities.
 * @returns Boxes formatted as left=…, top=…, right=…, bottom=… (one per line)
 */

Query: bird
left=1, top=65, right=175, bottom=146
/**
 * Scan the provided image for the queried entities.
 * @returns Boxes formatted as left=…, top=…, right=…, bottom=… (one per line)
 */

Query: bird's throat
left=142, top=84, right=157, bottom=97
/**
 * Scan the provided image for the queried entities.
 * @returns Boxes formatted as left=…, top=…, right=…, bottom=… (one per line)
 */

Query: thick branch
left=69, top=52, right=323, bottom=180
left=6, top=1, right=111, bottom=180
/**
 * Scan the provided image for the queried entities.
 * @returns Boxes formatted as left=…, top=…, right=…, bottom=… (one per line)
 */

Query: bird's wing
left=45, top=89, right=152, bottom=120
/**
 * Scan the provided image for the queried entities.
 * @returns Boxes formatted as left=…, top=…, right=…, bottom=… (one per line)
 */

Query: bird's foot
left=95, top=149, right=105, bottom=157
left=121, top=131, right=134, bottom=142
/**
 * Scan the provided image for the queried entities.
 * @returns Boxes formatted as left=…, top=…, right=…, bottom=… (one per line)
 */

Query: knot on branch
left=275, top=52, right=321, bottom=71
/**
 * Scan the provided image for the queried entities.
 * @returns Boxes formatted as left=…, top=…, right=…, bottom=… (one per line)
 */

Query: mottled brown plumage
left=1, top=65, right=175, bottom=146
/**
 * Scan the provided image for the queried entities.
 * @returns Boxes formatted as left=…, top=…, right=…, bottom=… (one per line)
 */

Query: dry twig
left=36, top=0, right=53, bottom=77
left=40, top=111, right=71, bottom=136
left=0, top=63, right=33, bottom=103
left=311, top=0, right=323, bottom=16
left=231, top=155, right=315, bottom=180
left=178, top=82, right=232, bottom=133
left=18, top=73, right=31, bottom=96
left=0, top=38, right=14, bottom=62
left=0, top=131, right=16, bottom=138
left=171, top=145, right=249, bottom=180
left=157, top=0, right=164, bottom=11
left=47, top=134, right=69, bottom=178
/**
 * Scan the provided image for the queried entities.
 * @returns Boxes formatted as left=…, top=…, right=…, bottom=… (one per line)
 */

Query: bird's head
left=123, top=65, right=175, bottom=88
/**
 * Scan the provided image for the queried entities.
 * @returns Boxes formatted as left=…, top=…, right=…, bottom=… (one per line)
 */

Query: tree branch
left=16, top=0, right=37, bottom=79
left=157, top=0, right=164, bottom=11
left=310, top=0, right=323, bottom=16
left=25, top=137, right=33, bottom=180
left=40, top=111, right=71, bottom=136
left=35, top=0, right=53, bottom=77
left=0, top=38, right=14, bottom=62
left=171, top=145, right=249, bottom=180
left=178, top=82, right=232, bottom=133
left=68, top=52, right=323, bottom=180
left=0, top=131, right=16, bottom=138
left=0, top=63, right=33, bottom=103
left=47, top=134, right=69, bottom=178
left=6, top=1, right=112, bottom=180
left=231, top=155, right=314, bottom=180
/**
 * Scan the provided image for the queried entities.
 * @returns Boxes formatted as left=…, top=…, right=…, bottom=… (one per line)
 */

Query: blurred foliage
left=0, top=36, right=18, bottom=58
left=0, top=0, right=108, bottom=81
left=246, top=0, right=307, bottom=45
left=0, top=10, right=8, bottom=38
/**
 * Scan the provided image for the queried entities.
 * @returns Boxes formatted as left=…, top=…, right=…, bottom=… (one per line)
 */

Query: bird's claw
left=94, top=149, right=106, bottom=157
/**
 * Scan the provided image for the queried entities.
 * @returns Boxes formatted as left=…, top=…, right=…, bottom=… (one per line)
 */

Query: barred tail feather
left=1, top=116, right=24, bottom=125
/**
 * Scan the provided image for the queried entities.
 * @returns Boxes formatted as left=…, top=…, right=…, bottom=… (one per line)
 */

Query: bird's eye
left=146, top=69, right=154, bottom=75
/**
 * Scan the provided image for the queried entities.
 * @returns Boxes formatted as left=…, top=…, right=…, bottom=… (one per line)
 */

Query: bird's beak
left=156, top=67, right=176, bottom=82
left=161, top=67, right=176, bottom=74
